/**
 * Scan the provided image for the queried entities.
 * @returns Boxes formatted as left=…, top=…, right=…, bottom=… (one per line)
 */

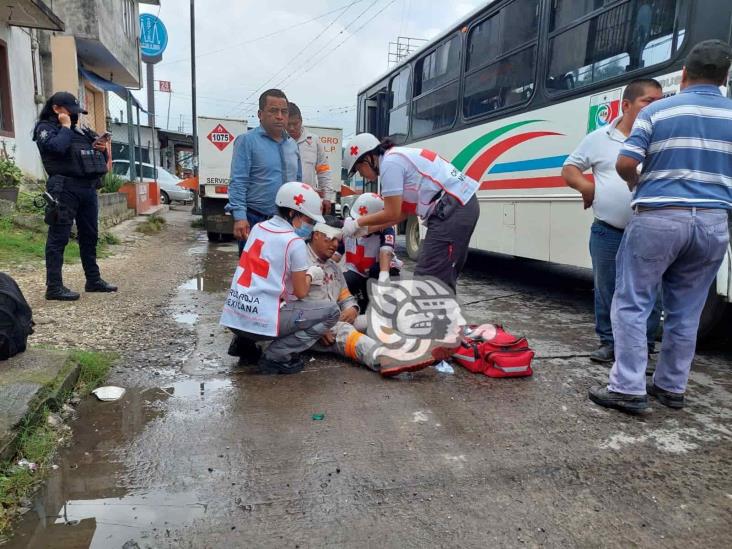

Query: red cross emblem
left=237, top=239, right=270, bottom=287
left=358, top=206, right=368, bottom=216
left=350, top=146, right=359, bottom=156
left=294, top=194, right=305, bottom=206
left=346, top=244, right=376, bottom=275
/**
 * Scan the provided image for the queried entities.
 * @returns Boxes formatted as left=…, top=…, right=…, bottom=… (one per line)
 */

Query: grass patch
left=0, top=217, right=112, bottom=266
left=136, top=215, right=166, bottom=235
left=0, top=350, right=116, bottom=537
left=190, top=217, right=204, bottom=229
left=99, top=232, right=121, bottom=246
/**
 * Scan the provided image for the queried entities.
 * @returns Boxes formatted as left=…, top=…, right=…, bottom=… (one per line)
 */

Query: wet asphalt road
left=6, top=214, right=732, bottom=548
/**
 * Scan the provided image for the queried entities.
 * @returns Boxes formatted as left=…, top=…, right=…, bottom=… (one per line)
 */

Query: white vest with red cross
left=220, top=219, right=302, bottom=336
left=384, top=147, right=479, bottom=218
left=344, top=233, right=381, bottom=277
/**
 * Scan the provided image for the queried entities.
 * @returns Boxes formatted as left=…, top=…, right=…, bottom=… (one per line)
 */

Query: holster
left=44, top=175, right=66, bottom=225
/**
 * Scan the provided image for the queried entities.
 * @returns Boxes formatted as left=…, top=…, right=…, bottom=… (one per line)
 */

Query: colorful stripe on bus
left=452, top=120, right=569, bottom=191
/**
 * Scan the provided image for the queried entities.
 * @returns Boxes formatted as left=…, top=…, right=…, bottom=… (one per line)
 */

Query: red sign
left=207, top=124, right=234, bottom=151
left=158, top=80, right=171, bottom=93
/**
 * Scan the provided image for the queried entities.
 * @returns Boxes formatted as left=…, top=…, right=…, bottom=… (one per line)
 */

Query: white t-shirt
left=563, top=117, right=633, bottom=229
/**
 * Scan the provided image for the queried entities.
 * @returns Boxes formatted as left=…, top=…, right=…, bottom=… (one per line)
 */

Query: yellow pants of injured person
left=305, top=223, right=382, bottom=371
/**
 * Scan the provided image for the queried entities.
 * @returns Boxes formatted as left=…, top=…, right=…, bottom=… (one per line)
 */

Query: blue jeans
left=609, top=208, right=729, bottom=395
left=589, top=220, right=661, bottom=349
left=237, top=209, right=270, bottom=256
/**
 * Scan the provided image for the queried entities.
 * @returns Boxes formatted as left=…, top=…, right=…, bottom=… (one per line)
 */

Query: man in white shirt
left=562, top=78, right=663, bottom=364
left=287, top=102, right=336, bottom=214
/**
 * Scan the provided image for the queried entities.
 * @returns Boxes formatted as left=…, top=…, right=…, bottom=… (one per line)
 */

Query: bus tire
left=207, top=231, right=220, bottom=242
left=697, top=282, right=726, bottom=341
left=405, top=215, right=421, bottom=260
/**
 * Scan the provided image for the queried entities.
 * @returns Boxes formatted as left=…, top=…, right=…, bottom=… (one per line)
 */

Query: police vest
left=344, top=233, right=381, bottom=277
left=35, top=122, right=107, bottom=179
left=220, top=219, right=302, bottom=336
left=384, top=147, right=478, bottom=218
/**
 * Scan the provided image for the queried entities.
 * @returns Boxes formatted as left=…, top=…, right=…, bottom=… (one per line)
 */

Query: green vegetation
left=0, top=157, right=22, bottom=189
left=0, top=350, right=116, bottom=538
left=100, top=172, right=125, bottom=194
left=136, top=214, right=167, bottom=235
left=0, top=217, right=118, bottom=266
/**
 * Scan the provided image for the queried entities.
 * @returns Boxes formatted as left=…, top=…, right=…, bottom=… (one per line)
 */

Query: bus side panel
left=476, top=201, right=514, bottom=256
left=515, top=202, right=550, bottom=262
left=550, top=202, right=594, bottom=268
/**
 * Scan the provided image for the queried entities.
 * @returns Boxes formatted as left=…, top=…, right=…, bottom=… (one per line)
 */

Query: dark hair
left=278, top=206, right=301, bottom=221
left=686, top=63, right=730, bottom=84
left=288, top=102, right=302, bottom=119
left=622, top=78, right=662, bottom=102
left=323, top=214, right=343, bottom=229
left=259, top=89, right=288, bottom=110
left=38, top=96, right=58, bottom=122
left=374, top=137, right=396, bottom=156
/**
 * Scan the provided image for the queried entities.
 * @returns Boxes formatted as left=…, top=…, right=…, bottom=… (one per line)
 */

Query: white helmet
left=344, top=133, right=381, bottom=175
left=275, top=181, right=325, bottom=223
left=350, top=192, right=384, bottom=219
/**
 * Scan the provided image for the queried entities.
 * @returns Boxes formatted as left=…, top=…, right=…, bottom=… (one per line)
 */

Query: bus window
left=546, top=0, right=686, bottom=92
left=463, top=0, right=539, bottom=118
left=388, top=67, right=411, bottom=142
left=412, top=35, right=460, bottom=138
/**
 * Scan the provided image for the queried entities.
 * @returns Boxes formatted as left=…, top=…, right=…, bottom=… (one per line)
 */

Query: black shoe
left=590, top=344, right=614, bottom=364
left=45, top=286, right=80, bottom=301
left=85, top=279, right=117, bottom=292
left=256, top=356, right=304, bottom=375
left=589, top=386, right=648, bottom=413
left=647, top=383, right=685, bottom=409
left=227, top=335, right=262, bottom=364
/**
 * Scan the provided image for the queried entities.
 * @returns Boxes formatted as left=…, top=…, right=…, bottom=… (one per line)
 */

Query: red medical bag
left=452, top=324, right=534, bottom=378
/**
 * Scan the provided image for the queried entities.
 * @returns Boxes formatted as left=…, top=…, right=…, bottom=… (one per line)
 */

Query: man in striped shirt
left=589, top=40, right=732, bottom=413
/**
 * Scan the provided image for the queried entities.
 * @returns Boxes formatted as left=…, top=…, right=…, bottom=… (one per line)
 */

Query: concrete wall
left=0, top=25, right=45, bottom=180
left=50, top=34, right=77, bottom=94
left=97, top=0, right=140, bottom=84
left=98, top=191, right=134, bottom=228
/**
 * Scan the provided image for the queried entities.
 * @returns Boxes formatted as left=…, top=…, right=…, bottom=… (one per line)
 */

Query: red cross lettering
left=350, top=146, right=359, bottom=156
left=346, top=244, right=376, bottom=275
left=294, top=194, right=305, bottom=206
left=358, top=206, right=368, bottom=216
left=237, top=239, right=270, bottom=287
left=301, top=184, right=310, bottom=190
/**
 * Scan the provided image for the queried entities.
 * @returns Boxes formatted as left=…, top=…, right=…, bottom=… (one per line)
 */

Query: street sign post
left=139, top=14, right=168, bottom=64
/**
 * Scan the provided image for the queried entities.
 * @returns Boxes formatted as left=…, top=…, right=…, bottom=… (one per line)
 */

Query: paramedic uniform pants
left=414, top=194, right=480, bottom=293
left=609, top=208, right=729, bottom=396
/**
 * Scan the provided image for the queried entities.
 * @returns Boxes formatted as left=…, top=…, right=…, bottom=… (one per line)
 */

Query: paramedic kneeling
left=342, top=134, right=479, bottom=293
left=220, top=182, right=339, bottom=374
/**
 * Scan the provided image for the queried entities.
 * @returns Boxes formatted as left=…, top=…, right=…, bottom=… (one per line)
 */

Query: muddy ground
left=4, top=208, right=732, bottom=548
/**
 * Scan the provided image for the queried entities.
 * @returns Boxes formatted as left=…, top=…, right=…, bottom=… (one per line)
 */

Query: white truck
left=198, top=116, right=247, bottom=241
left=303, top=125, right=344, bottom=214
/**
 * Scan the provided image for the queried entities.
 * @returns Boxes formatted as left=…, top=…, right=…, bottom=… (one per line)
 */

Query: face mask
left=70, top=113, right=79, bottom=125
left=295, top=222, right=314, bottom=239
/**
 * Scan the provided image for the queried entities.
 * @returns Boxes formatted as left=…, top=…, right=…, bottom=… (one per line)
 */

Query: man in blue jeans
left=590, top=40, right=732, bottom=413
left=562, top=79, right=663, bottom=363
left=225, top=88, right=302, bottom=358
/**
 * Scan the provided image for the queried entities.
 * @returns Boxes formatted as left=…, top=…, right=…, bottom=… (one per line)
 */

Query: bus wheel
left=405, top=216, right=421, bottom=260
left=207, top=231, right=221, bottom=242
left=698, top=282, right=727, bottom=341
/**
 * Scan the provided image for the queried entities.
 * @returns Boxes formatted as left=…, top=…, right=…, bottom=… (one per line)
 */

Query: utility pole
left=190, top=0, right=200, bottom=214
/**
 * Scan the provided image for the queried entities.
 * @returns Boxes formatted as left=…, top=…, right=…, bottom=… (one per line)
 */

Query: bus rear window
left=546, top=0, right=686, bottom=92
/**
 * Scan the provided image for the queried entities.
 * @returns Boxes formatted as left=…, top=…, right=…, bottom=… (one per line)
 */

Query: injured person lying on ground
left=305, top=217, right=438, bottom=377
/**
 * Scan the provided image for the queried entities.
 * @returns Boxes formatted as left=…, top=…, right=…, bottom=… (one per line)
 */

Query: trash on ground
left=312, top=413, right=325, bottom=421
left=92, top=386, right=126, bottom=401
left=46, top=413, right=63, bottom=427
left=17, top=459, right=37, bottom=472
left=435, top=361, right=455, bottom=374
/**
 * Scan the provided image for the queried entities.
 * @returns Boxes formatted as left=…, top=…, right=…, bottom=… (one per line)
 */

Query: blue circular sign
left=139, top=14, right=168, bottom=59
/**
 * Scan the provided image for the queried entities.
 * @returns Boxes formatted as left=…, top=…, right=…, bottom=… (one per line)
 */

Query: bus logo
left=587, top=89, right=622, bottom=133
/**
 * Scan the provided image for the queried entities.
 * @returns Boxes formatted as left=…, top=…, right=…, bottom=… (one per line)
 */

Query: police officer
left=34, top=92, right=117, bottom=301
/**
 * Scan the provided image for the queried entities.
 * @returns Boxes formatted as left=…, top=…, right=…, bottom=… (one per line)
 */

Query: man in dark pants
left=34, top=91, right=117, bottom=301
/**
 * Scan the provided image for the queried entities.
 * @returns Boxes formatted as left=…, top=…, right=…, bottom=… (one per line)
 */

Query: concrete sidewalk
left=0, top=349, right=75, bottom=461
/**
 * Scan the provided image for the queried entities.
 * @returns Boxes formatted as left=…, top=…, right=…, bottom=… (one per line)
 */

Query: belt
left=634, top=205, right=717, bottom=212
left=594, top=218, right=624, bottom=231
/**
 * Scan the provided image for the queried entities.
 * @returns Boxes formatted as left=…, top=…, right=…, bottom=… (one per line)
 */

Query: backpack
left=0, top=272, right=34, bottom=360
left=452, top=324, right=534, bottom=378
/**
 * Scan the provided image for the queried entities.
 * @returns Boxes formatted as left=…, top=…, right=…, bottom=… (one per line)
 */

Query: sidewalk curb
left=0, top=350, right=79, bottom=463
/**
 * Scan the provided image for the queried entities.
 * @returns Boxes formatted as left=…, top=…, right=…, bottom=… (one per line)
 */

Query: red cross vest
left=384, top=147, right=479, bottom=218
left=220, top=219, right=303, bottom=337
left=344, top=233, right=381, bottom=277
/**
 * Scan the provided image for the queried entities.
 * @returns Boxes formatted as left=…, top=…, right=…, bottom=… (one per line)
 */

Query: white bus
left=354, top=0, right=731, bottom=335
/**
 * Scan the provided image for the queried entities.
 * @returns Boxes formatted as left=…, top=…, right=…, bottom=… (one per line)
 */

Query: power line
left=227, top=0, right=365, bottom=118
left=158, top=0, right=371, bottom=67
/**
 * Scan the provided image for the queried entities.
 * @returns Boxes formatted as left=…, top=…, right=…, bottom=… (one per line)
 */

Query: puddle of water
left=5, top=378, right=234, bottom=548
left=173, top=312, right=199, bottom=325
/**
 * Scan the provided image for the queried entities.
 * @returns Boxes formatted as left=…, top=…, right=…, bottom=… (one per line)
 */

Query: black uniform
left=34, top=119, right=108, bottom=292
